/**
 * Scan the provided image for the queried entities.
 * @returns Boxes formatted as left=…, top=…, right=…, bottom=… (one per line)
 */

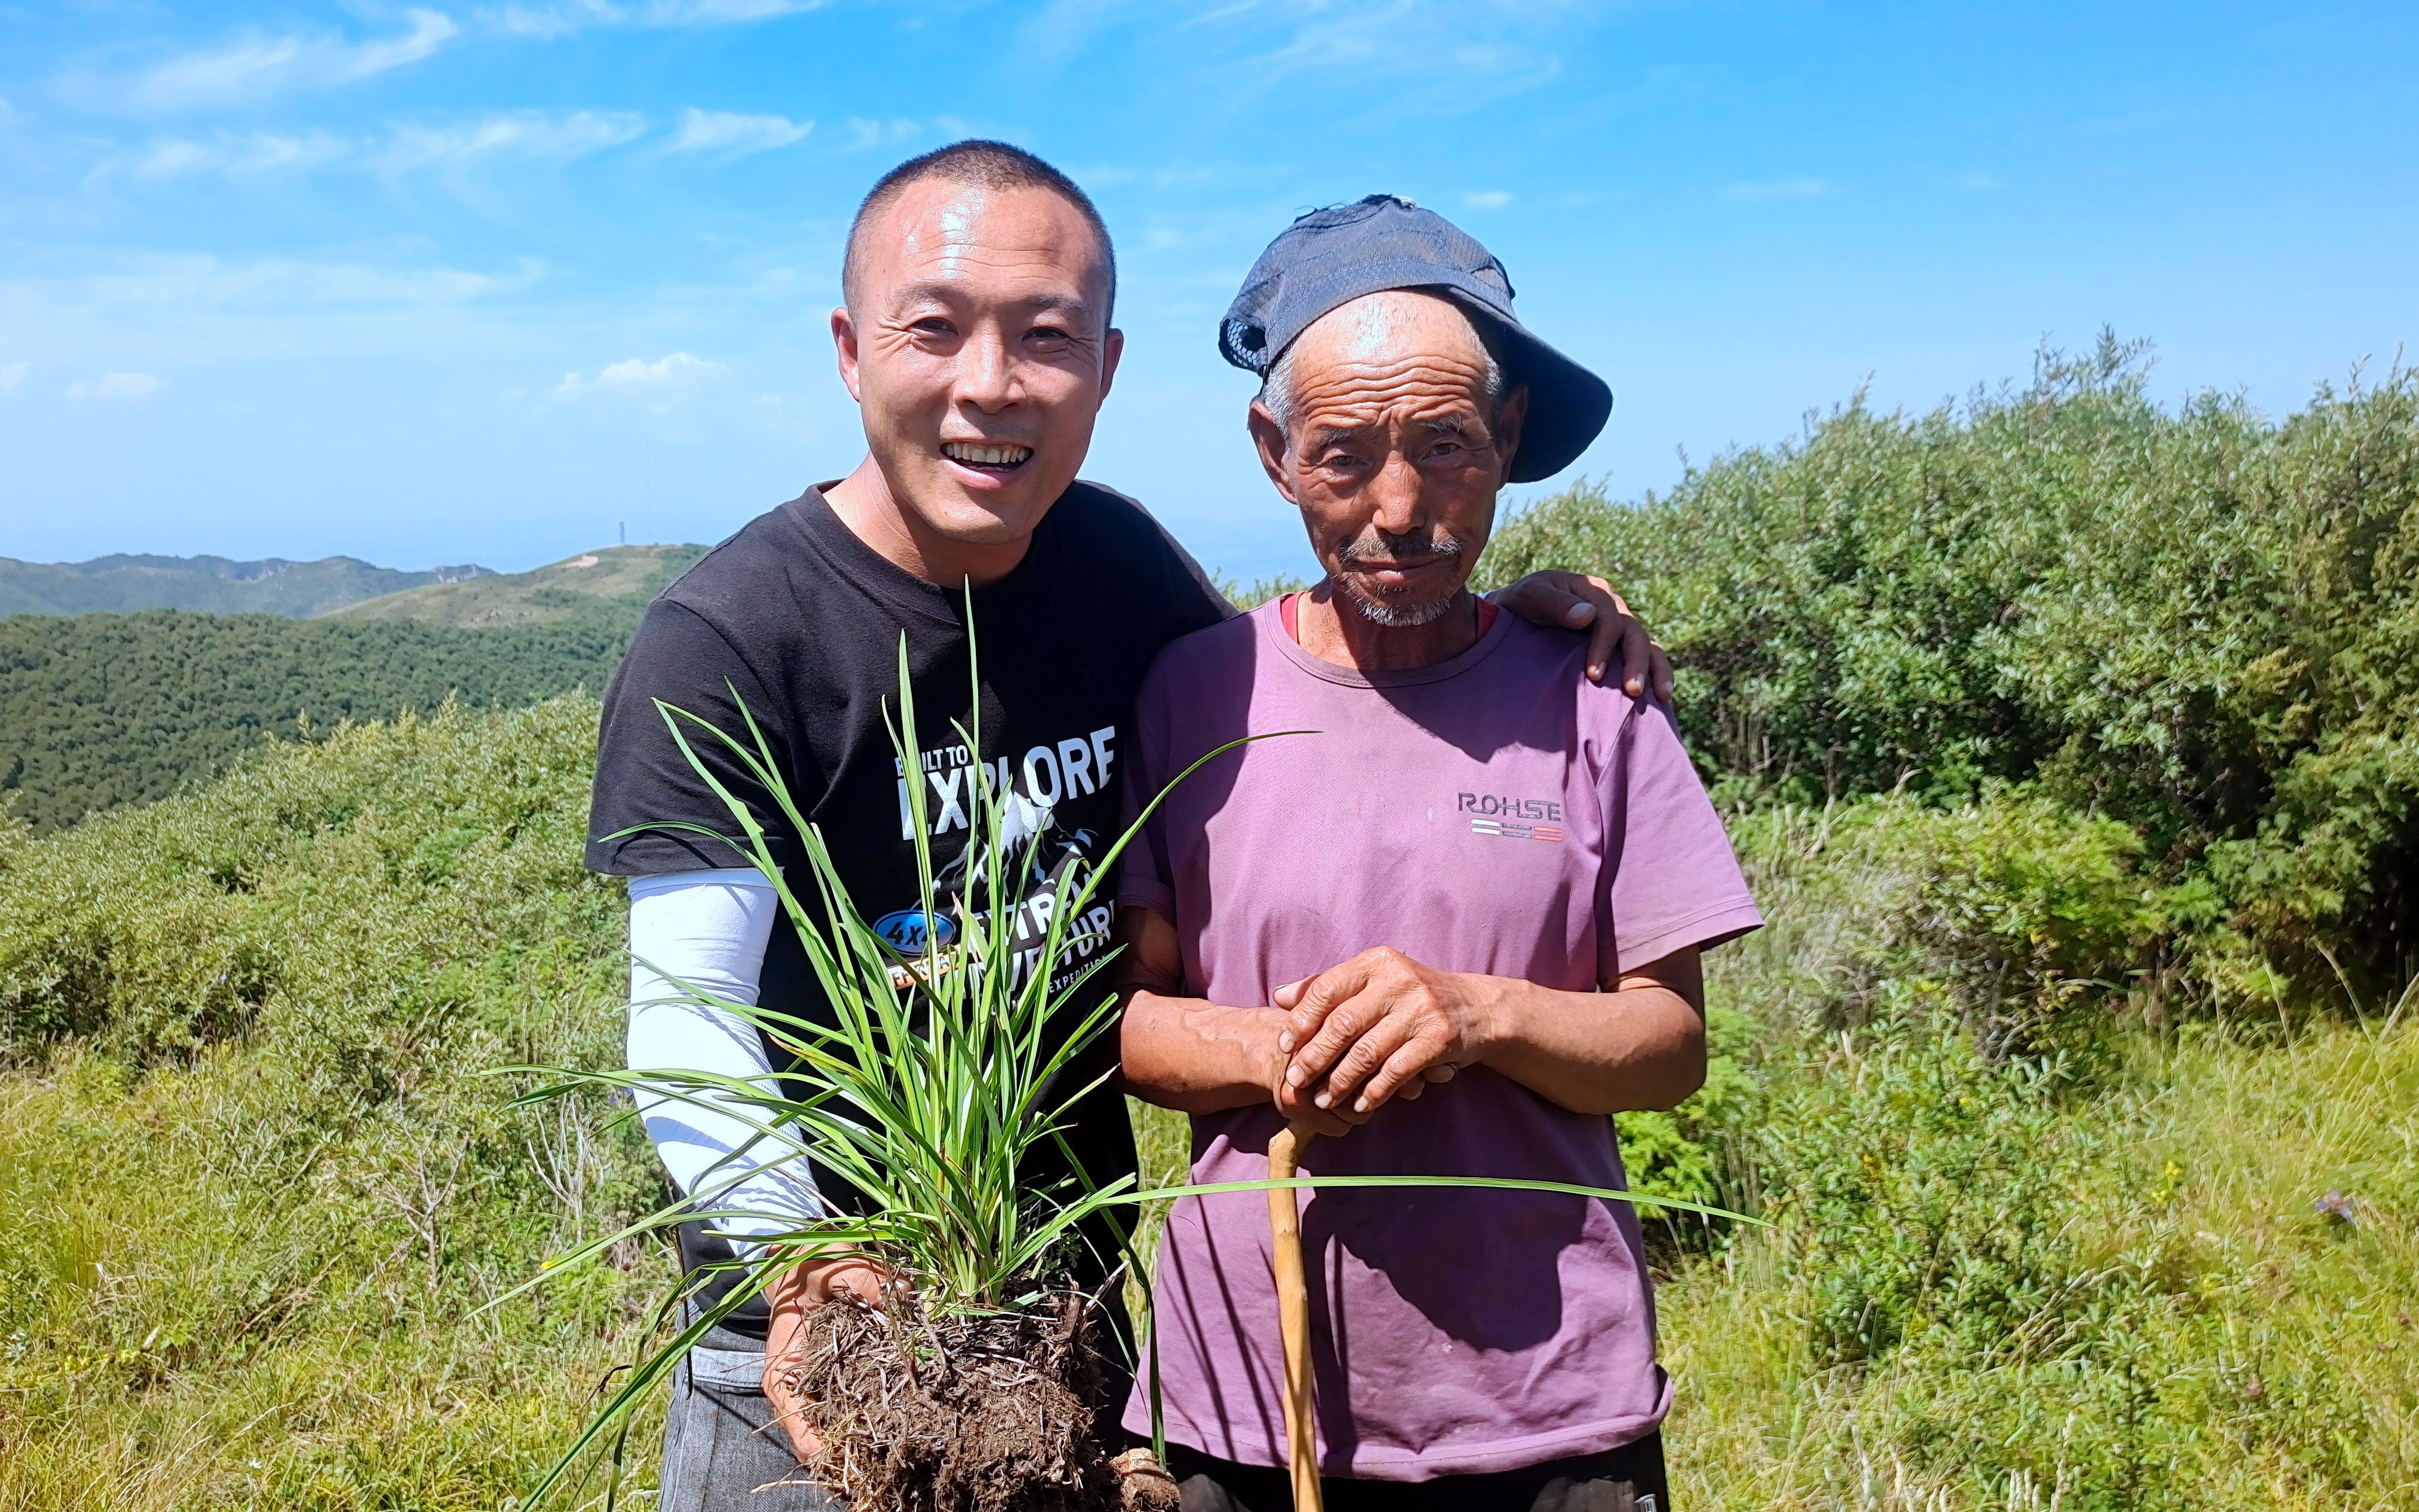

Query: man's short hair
left=842, top=139, right=1117, bottom=324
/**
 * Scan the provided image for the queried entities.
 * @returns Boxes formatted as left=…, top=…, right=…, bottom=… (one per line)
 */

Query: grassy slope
left=0, top=555, right=489, bottom=618
left=1654, top=974, right=2419, bottom=1507
left=1, top=702, right=2409, bottom=1509
left=0, top=700, right=666, bottom=1512
left=1658, top=1024, right=2418, bottom=1510
left=331, top=545, right=706, bottom=628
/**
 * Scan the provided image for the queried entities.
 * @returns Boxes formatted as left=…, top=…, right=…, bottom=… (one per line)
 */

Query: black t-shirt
left=587, top=480, right=1232, bottom=1338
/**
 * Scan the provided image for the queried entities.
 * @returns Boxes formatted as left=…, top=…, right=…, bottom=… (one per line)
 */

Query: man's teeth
left=943, top=442, right=1034, bottom=467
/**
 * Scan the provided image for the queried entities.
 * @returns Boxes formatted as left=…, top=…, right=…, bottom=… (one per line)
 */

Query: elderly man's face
left=835, top=180, right=1121, bottom=547
left=1249, top=290, right=1527, bottom=626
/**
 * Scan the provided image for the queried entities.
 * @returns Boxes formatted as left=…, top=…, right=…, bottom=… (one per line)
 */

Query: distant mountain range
left=332, top=543, right=708, bottom=628
left=0, top=542, right=709, bottom=832
left=0, top=552, right=495, bottom=618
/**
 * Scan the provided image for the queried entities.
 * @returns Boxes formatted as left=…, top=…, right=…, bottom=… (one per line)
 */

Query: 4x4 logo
left=873, top=908, right=957, bottom=956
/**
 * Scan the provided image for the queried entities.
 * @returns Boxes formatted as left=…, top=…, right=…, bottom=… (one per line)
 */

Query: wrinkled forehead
left=1286, top=290, right=1494, bottom=402
left=859, top=179, right=1111, bottom=318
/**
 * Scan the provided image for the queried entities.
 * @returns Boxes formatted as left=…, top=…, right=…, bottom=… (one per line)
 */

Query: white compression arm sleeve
left=626, top=869, right=824, bottom=1255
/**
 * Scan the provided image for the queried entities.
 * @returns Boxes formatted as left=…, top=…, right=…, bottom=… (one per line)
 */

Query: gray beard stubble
left=1336, top=528, right=1466, bottom=627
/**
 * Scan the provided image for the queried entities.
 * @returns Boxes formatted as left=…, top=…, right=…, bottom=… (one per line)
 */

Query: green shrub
left=1485, top=339, right=2419, bottom=1013
left=1713, top=787, right=2172, bottom=1054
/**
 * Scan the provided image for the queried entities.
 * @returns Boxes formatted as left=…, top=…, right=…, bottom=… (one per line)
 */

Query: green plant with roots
left=502, top=627, right=1745, bottom=1511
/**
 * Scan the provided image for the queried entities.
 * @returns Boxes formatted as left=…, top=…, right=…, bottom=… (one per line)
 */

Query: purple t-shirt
left=1116, top=600, right=1761, bottom=1481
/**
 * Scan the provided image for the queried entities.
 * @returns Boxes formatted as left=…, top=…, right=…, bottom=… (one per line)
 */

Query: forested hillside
left=0, top=552, right=491, bottom=617
left=0, top=611, right=634, bottom=832
left=0, top=544, right=706, bottom=834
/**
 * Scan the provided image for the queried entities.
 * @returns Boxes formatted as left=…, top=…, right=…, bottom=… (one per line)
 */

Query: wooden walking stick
left=1265, top=1120, right=1323, bottom=1512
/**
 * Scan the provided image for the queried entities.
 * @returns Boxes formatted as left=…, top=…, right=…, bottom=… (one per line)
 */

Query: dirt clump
left=782, top=1287, right=1172, bottom=1512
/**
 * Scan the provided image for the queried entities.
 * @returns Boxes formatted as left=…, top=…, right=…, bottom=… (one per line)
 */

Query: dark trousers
left=1167, top=1435, right=1670, bottom=1512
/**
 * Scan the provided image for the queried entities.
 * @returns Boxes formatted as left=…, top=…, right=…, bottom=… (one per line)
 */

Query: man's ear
left=831, top=305, right=863, bottom=404
left=1494, top=384, right=1531, bottom=476
left=1248, top=400, right=1299, bottom=506
left=1098, top=327, right=1125, bottom=405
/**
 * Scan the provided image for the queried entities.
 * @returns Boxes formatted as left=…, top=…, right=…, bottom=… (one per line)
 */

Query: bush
left=1485, top=339, right=2419, bottom=1013
left=1722, top=788, right=2175, bottom=1052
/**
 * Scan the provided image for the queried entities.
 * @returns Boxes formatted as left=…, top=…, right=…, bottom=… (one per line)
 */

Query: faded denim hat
left=1220, top=194, right=1613, bottom=483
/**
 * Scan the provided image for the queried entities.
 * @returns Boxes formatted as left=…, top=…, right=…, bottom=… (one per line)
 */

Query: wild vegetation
left=1484, top=337, right=2419, bottom=1016
left=0, top=699, right=661, bottom=1511
left=0, top=348, right=2411, bottom=1508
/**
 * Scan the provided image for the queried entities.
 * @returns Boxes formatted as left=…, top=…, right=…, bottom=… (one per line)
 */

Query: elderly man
left=1117, top=198, right=1764, bottom=1511
left=587, top=148, right=1669, bottom=1511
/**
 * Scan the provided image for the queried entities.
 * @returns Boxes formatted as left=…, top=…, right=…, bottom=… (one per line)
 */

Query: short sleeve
left=1598, top=700, right=1763, bottom=979
left=586, top=598, right=805, bottom=877
left=1152, top=525, right=1241, bottom=635
left=1113, top=656, right=1181, bottom=922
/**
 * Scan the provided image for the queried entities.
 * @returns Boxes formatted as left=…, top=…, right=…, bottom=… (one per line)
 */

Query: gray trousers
left=657, top=1321, right=842, bottom=1511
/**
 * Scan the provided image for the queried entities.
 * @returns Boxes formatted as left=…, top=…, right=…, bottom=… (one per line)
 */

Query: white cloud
left=120, top=130, right=352, bottom=180
left=555, top=352, right=728, bottom=407
left=98, top=113, right=649, bottom=184
left=67, top=372, right=163, bottom=401
left=1462, top=190, right=1513, bottom=209
left=374, top=110, right=649, bottom=173
left=665, top=108, right=814, bottom=156
left=1028, top=0, right=1578, bottom=110
left=482, top=0, right=827, bottom=37
left=0, top=254, right=544, bottom=386
left=0, top=362, right=26, bottom=396
left=1724, top=177, right=1829, bottom=201
left=43, top=253, right=534, bottom=313
left=126, top=9, right=457, bottom=110
left=600, top=352, right=719, bottom=386
left=843, top=117, right=925, bottom=152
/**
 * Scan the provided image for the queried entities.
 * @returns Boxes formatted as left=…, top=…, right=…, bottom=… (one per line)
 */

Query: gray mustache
left=1338, top=529, right=1465, bottom=568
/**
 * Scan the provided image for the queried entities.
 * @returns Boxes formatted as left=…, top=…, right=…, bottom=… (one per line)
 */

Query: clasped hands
left=1268, top=945, right=1497, bottom=1138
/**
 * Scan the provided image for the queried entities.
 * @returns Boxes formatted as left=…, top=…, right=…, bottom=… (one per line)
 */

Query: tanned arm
left=1115, top=905, right=1363, bottom=1136
left=1115, top=904, right=1706, bottom=1128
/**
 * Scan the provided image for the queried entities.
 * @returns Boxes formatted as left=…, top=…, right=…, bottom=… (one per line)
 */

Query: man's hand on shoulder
left=1488, top=570, right=1676, bottom=701
left=1273, top=947, right=1493, bottom=1124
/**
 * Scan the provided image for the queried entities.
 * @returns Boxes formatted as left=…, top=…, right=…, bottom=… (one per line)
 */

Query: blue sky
left=3, top=1, right=2415, bottom=582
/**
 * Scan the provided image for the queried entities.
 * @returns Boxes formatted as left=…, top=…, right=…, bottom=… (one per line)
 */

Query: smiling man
left=584, top=148, right=1669, bottom=1511
left=1117, top=199, right=1764, bottom=1511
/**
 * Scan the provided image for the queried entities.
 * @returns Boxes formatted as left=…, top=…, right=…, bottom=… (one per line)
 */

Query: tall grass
left=503, top=640, right=1200, bottom=1499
